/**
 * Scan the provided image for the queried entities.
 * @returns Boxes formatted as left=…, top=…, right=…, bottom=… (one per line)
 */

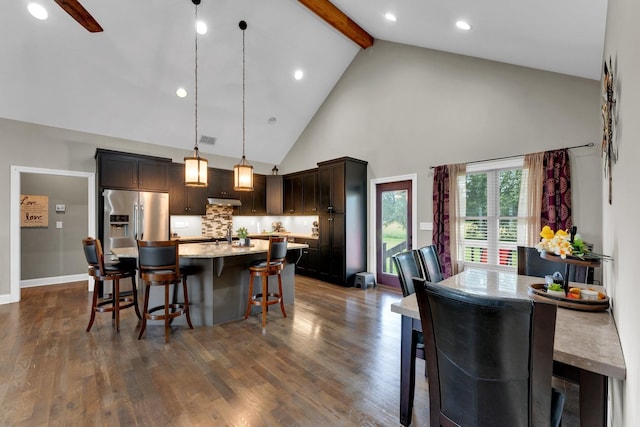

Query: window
left=461, top=159, right=525, bottom=269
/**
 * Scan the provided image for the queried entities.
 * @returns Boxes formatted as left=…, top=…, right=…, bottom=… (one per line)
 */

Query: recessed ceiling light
left=294, top=70, right=304, bottom=81
left=456, top=20, right=471, bottom=31
left=268, top=117, right=277, bottom=125
left=384, top=12, right=397, bottom=22
left=176, top=87, right=188, bottom=98
left=196, top=21, right=207, bottom=35
left=28, top=3, right=48, bottom=20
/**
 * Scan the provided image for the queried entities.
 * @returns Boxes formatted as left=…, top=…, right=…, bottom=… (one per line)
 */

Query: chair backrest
left=137, top=240, right=180, bottom=274
left=413, top=277, right=557, bottom=427
left=82, top=237, right=105, bottom=276
left=267, top=236, right=288, bottom=265
left=517, top=246, right=593, bottom=284
left=392, top=251, right=423, bottom=297
left=416, top=245, right=444, bottom=283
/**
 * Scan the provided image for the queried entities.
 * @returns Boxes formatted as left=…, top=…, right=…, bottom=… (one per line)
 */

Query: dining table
left=390, top=268, right=626, bottom=427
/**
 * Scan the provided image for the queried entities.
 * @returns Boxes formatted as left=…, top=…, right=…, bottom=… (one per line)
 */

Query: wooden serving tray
left=528, top=284, right=610, bottom=311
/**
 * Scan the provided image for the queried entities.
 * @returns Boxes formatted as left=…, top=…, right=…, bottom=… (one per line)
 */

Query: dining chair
left=413, top=277, right=564, bottom=427
left=392, top=251, right=426, bottom=365
left=517, top=246, right=593, bottom=284
left=83, top=237, right=141, bottom=332
left=244, top=236, right=288, bottom=328
left=416, top=245, right=445, bottom=283
left=137, top=240, right=193, bottom=342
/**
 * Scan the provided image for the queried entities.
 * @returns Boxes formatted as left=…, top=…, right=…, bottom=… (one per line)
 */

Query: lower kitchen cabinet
left=295, top=238, right=319, bottom=277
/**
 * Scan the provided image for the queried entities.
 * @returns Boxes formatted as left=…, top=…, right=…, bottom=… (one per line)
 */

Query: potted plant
left=236, top=227, right=250, bottom=246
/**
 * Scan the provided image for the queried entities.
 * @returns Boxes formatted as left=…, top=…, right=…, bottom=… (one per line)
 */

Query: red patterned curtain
left=541, top=149, right=572, bottom=232
left=432, top=166, right=453, bottom=278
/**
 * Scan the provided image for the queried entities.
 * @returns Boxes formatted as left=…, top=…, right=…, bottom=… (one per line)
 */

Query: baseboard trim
left=20, top=274, right=90, bottom=289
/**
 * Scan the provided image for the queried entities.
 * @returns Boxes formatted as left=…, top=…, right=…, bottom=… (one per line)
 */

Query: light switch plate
left=420, top=222, right=433, bottom=231
left=56, top=221, right=63, bottom=229
left=55, top=204, right=66, bottom=212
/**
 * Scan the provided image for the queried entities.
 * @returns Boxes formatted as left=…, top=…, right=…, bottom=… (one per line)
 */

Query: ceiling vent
left=199, top=135, right=216, bottom=145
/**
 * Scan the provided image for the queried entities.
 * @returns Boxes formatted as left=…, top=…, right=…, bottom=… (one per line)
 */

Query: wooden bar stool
left=137, top=240, right=193, bottom=343
left=244, top=236, right=288, bottom=328
left=83, top=237, right=141, bottom=332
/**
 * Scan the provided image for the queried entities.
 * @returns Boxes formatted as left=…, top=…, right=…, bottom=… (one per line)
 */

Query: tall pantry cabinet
left=317, top=157, right=367, bottom=286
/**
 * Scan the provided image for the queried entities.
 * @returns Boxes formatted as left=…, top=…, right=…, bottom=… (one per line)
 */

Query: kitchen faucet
left=226, top=224, right=233, bottom=244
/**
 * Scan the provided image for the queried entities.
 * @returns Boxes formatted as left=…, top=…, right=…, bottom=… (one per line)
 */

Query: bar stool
left=83, top=237, right=141, bottom=332
left=137, top=240, right=193, bottom=343
left=244, top=236, right=288, bottom=328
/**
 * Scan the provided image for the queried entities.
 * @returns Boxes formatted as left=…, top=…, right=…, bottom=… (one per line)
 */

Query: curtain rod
left=428, top=142, right=595, bottom=169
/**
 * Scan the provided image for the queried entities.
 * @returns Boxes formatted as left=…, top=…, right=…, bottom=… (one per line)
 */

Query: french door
left=375, top=180, right=413, bottom=288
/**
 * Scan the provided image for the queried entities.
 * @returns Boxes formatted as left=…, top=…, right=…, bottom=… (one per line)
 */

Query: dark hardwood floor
left=0, top=275, right=578, bottom=426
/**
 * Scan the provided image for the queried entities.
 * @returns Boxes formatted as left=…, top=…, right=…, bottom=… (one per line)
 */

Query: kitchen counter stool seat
left=137, top=240, right=193, bottom=342
left=244, top=236, right=288, bottom=328
left=83, top=237, right=141, bottom=332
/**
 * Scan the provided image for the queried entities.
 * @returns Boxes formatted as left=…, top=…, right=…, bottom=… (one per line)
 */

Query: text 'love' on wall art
left=21, top=195, right=48, bottom=227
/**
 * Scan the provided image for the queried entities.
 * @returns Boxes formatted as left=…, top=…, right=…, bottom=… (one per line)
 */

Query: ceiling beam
left=298, top=0, right=374, bottom=49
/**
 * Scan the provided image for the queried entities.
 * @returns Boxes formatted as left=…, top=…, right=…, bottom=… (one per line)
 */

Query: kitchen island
left=111, top=240, right=308, bottom=326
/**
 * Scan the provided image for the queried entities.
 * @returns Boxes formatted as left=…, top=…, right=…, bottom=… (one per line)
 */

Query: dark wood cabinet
left=302, top=171, right=318, bottom=214
left=237, top=174, right=266, bottom=215
left=283, top=169, right=318, bottom=215
left=208, top=168, right=237, bottom=199
left=266, top=175, right=283, bottom=215
left=96, top=149, right=170, bottom=192
left=317, top=157, right=367, bottom=286
left=169, top=163, right=208, bottom=215
left=283, top=175, right=303, bottom=215
left=295, top=238, right=319, bottom=277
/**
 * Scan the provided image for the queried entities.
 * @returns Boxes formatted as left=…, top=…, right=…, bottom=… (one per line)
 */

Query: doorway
left=370, top=175, right=417, bottom=288
left=8, top=166, right=95, bottom=304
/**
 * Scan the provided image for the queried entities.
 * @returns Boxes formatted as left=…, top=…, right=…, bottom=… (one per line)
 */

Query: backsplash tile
left=202, top=205, right=233, bottom=238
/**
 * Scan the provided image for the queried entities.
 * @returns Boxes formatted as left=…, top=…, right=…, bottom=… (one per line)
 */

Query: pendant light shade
left=185, top=0, right=208, bottom=187
left=233, top=20, right=254, bottom=192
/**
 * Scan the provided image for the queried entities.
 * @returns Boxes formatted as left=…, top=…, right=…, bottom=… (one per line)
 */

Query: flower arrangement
left=536, top=225, right=612, bottom=261
left=536, top=226, right=573, bottom=258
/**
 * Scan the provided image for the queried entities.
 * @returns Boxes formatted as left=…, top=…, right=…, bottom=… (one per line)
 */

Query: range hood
left=207, top=198, right=242, bottom=207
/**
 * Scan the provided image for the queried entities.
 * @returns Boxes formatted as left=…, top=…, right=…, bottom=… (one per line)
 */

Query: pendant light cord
left=194, top=4, right=199, bottom=152
left=241, top=21, right=246, bottom=159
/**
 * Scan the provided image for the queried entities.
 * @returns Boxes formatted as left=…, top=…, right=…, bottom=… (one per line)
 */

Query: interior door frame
left=369, top=174, right=417, bottom=285
left=8, top=166, right=95, bottom=304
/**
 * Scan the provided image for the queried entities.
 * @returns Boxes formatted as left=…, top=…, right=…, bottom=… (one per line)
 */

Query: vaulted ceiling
left=1, top=0, right=607, bottom=165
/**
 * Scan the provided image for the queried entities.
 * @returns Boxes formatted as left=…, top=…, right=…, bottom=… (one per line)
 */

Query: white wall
left=281, top=41, right=603, bottom=252
left=602, top=0, right=640, bottom=425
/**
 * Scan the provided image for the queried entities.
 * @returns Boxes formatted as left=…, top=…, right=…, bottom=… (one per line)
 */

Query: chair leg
left=114, top=278, right=120, bottom=332
left=138, top=282, right=151, bottom=340
left=164, top=283, right=170, bottom=343
left=261, top=276, right=268, bottom=328
left=86, top=278, right=100, bottom=332
left=131, top=273, right=142, bottom=320
left=182, top=276, right=193, bottom=329
left=244, top=273, right=255, bottom=319
left=278, top=272, right=286, bottom=318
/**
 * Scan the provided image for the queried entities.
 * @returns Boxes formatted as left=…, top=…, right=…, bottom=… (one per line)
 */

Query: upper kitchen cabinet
left=96, top=149, right=171, bottom=192
left=318, top=158, right=367, bottom=214
left=207, top=168, right=238, bottom=199
left=169, top=163, right=208, bottom=215
left=237, top=174, right=266, bottom=216
left=283, top=169, right=318, bottom=215
left=266, top=175, right=283, bottom=215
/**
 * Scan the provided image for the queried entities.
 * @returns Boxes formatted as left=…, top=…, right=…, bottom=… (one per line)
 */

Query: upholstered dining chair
left=392, top=251, right=426, bottom=365
left=137, top=240, right=193, bottom=342
left=413, top=277, right=565, bottom=427
left=517, top=246, right=593, bottom=284
left=244, top=236, right=288, bottom=328
left=83, top=237, right=141, bottom=332
left=416, top=245, right=445, bottom=283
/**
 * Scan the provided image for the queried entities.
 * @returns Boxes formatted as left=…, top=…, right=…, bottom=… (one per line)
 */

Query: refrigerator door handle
left=134, top=203, right=139, bottom=240
left=139, top=203, right=144, bottom=241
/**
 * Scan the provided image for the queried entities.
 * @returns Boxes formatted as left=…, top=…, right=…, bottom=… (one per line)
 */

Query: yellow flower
left=539, top=225, right=555, bottom=240
left=555, top=229, right=569, bottom=238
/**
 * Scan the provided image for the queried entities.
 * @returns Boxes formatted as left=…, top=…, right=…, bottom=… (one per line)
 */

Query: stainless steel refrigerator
left=102, top=189, right=169, bottom=255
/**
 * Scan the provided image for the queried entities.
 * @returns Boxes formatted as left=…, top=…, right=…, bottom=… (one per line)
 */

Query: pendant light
left=184, top=0, right=208, bottom=187
left=233, top=20, right=254, bottom=192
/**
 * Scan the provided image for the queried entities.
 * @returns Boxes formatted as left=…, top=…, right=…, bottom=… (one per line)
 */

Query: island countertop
left=111, top=239, right=308, bottom=259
